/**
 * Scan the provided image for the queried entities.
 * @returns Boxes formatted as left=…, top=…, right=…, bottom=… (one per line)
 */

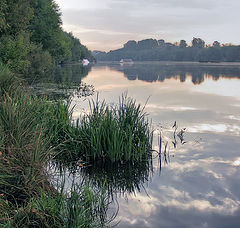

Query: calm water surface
left=61, top=62, right=240, bottom=228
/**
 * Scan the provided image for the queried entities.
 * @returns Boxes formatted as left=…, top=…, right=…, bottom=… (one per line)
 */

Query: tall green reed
left=66, top=94, right=153, bottom=163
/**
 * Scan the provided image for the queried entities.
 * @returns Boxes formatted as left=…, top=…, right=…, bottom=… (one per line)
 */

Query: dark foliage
left=0, top=0, right=93, bottom=77
left=94, top=38, right=240, bottom=62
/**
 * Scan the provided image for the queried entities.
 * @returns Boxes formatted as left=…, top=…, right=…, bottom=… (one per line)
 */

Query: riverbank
left=0, top=65, right=109, bottom=227
left=0, top=62, right=153, bottom=227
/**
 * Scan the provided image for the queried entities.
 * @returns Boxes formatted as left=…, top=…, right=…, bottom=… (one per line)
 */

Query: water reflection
left=117, top=134, right=240, bottom=228
left=53, top=64, right=91, bottom=85
left=43, top=62, right=240, bottom=227
left=80, top=160, right=153, bottom=198
left=103, top=62, right=240, bottom=84
left=31, top=64, right=92, bottom=99
left=78, top=62, right=240, bottom=228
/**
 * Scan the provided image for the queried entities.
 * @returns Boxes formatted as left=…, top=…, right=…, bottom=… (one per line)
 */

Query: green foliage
left=0, top=77, right=111, bottom=227
left=29, top=0, right=72, bottom=63
left=138, top=38, right=158, bottom=49
left=0, top=33, right=31, bottom=73
left=0, top=62, right=17, bottom=96
left=191, top=37, right=205, bottom=48
left=1, top=0, right=33, bottom=36
left=0, top=185, right=111, bottom=228
left=0, top=0, right=7, bottom=34
left=81, top=159, right=153, bottom=197
left=52, top=94, right=153, bottom=164
left=124, top=40, right=137, bottom=50
left=63, top=182, right=110, bottom=228
left=179, top=40, right=187, bottom=48
left=0, top=0, right=93, bottom=76
left=95, top=37, right=240, bottom=62
left=66, top=32, right=95, bottom=62
left=26, top=43, right=53, bottom=77
left=0, top=92, right=53, bottom=206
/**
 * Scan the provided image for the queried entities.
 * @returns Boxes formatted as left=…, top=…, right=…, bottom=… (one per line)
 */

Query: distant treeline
left=0, top=0, right=94, bottom=77
left=93, top=38, right=240, bottom=62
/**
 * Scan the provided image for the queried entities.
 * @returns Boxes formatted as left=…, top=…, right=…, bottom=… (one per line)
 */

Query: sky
left=55, top=0, right=240, bottom=51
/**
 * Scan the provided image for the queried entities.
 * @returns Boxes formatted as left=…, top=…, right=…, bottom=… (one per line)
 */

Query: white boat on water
left=82, top=59, right=90, bottom=66
left=120, top=59, right=134, bottom=65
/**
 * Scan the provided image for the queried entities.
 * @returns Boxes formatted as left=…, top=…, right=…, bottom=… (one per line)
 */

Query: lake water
left=53, top=62, right=240, bottom=228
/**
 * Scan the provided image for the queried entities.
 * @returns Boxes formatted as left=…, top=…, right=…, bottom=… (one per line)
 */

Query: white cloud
left=55, top=0, right=240, bottom=50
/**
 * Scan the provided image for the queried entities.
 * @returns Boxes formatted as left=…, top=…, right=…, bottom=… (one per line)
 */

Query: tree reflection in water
left=105, top=62, right=240, bottom=84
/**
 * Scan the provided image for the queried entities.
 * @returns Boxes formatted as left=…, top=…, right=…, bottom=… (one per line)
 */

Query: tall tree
left=124, top=40, right=137, bottom=50
left=191, top=37, right=205, bottom=48
left=29, top=0, right=69, bottom=62
left=3, top=0, right=33, bottom=35
left=179, top=40, right=187, bottom=48
left=0, top=0, right=7, bottom=35
left=138, top=39, right=158, bottom=49
left=213, top=41, right=220, bottom=48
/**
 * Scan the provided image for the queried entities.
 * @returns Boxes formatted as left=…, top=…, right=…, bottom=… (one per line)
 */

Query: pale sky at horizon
left=55, top=0, right=240, bottom=52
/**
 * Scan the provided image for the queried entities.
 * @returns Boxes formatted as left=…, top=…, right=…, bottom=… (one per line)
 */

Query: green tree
left=3, top=0, right=33, bottom=36
left=0, top=0, right=7, bottom=34
left=124, top=40, right=137, bottom=50
left=158, top=39, right=165, bottom=47
left=212, top=41, right=220, bottom=48
left=179, top=40, right=187, bottom=48
left=0, top=32, right=31, bottom=73
left=138, top=39, right=158, bottom=49
left=26, top=43, right=53, bottom=77
left=191, top=37, right=205, bottom=48
left=29, top=0, right=65, bottom=60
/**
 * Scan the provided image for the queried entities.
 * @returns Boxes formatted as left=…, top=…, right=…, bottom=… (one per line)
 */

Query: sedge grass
left=54, top=94, right=153, bottom=163
left=0, top=66, right=114, bottom=227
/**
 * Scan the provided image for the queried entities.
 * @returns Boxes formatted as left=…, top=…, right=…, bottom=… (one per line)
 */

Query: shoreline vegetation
left=0, top=66, right=108, bottom=227
left=0, top=61, right=153, bottom=227
left=0, top=0, right=124, bottom=227
left=0, top=0, right=94, bottom=79
left=93, top=38, right=240, bottom=62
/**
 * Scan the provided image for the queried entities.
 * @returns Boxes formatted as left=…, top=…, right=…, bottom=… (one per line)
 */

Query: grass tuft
left=54, top=93, right=153, bottom=163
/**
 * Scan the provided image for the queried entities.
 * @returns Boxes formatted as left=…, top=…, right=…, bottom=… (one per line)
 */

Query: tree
left=124, top=40, right=137, bottom=50
left=137, top=39, right=158, bottom=49
left=0, top=32, right=31, bottom=73
left=29, top=0, right=63, bottom=59
left=158, top=39, right=165, bottom=47
left=0, top=0, right=7, bottom=35
left=191, top=37, right=205, bottom=48
left=3, top=0, right=33, bottom=36
left=212, top=41, right=220, bottom=48
left=179, top=40, right=187, bottom=48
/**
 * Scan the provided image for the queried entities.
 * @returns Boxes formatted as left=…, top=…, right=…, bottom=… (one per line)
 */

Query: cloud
left=56, top=0, right=240, bottom=50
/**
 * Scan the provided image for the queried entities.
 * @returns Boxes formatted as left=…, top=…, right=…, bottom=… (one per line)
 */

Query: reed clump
left=81, top=95, right=153, bottom=162
left=53, top=94, right=153, bottom=163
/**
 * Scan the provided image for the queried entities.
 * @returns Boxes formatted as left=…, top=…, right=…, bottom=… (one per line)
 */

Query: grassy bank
left=0, top=63, right=152, bottom=227
left=0, top=65, right=111, bottom=227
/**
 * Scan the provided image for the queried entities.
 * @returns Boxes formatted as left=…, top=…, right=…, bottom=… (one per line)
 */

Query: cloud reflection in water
left=74, top=62, right=240, bottom=227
